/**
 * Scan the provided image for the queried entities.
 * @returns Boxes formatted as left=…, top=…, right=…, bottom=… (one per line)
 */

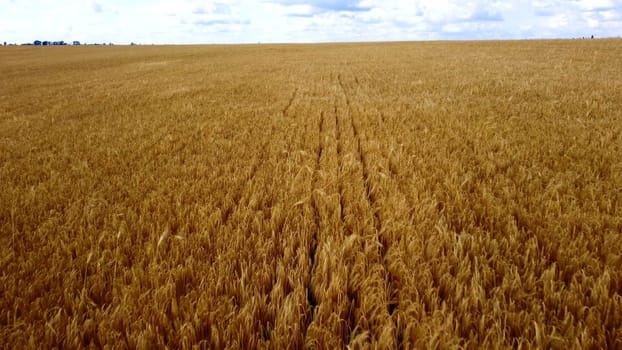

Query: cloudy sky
left=1, top=0, right=620, bottom=44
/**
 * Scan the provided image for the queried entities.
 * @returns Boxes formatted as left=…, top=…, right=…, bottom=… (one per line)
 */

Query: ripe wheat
left=1, top=40, right=621, bottom=348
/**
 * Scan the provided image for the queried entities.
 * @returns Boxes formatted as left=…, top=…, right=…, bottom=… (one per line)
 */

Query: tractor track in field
left=338, top=74, right=383, bottom=251
left=305, top=74, right=397, bottom=347
left=337, top=72, right=397, bottom=345
left=333, top=76, right=358, bottom=345
left=220, top=126, right=272, bottom=226
left=306, top=110, right=324, bottom=324
left=282, top=88, right=299, bottom=117
left=349, top=73, right=419, bottom=227
left=334, top=99, right=347, bottom=225
left=346, top=72, right=411, bottom=347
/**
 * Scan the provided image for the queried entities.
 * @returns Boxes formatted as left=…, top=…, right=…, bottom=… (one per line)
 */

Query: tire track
left=338, top=75, right=382, bottom=246
left=307, top=111, right=324, bottom=323
left=345, top=72, right=416, bottom=349
left=283, top=88, right=299, bottom=117
left=332, top=92, right=358, bottom=344
left=348, top=73, right=420, bottom=232
left=337, top=73, right=396, bottom=347
left=334, top=99, right=347, bottom=225
left=220, top=138, right=270, bottom=225
left=304, top=80, right=353, bottom=348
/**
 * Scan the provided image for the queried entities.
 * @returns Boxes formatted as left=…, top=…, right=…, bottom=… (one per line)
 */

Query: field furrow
left=304, top=78, right=352, bottom=348
left=336, top=73, right=396, bottom=347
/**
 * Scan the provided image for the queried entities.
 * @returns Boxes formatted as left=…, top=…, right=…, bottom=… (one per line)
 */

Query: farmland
left=1, top=40, right=621, bottom=348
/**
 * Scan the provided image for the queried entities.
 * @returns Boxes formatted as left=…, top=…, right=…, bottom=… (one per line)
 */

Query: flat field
left=1, top=40, right=621, bottom=348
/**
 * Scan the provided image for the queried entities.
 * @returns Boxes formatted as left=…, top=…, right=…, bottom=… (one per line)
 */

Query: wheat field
left=1, top=40, right=621, bottom=349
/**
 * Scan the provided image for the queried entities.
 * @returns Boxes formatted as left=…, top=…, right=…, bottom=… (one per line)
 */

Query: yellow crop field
left=1, top=40, right=621, bottom=348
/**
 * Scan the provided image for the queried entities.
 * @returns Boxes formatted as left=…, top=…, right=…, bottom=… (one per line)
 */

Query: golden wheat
left=1, top=40, right=621, bottom=348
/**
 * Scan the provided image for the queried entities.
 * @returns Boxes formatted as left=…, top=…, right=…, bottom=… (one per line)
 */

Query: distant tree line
left=1, top=40, right=120, bottom=46
left=33, top=40, right=68, bottom=46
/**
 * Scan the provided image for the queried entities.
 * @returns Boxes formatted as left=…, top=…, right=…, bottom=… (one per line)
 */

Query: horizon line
left=4, top=36, right=621, bottom=47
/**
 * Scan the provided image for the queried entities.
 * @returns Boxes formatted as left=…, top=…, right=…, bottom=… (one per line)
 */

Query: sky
left=0, top=0, right=621, bottom=44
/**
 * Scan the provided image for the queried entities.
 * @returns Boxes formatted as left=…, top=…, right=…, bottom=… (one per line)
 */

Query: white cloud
left=0, top=0, right=620, bottom=44
left=573, top=0, right=617, bottom=11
